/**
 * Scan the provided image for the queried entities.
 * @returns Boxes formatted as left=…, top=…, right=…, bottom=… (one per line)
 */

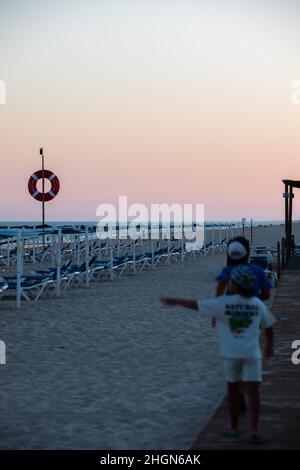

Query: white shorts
left=223, top=358, right=262, bottom=382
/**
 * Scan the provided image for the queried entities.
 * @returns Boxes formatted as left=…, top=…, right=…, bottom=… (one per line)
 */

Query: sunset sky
left=1, top=0, right=300, bottom=221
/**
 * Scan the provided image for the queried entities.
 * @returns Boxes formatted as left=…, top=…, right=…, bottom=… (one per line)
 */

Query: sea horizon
left=0, top=219, right=288, bottom=227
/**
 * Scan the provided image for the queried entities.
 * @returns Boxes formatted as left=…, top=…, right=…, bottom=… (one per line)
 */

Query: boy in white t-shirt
left=161, top=265, right=275, bottom=444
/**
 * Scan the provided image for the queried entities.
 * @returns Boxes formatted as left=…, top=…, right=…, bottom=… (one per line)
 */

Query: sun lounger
left=1, top=275, right=55, bottom=301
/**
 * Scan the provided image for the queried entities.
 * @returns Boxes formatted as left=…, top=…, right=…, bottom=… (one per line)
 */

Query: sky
left=1, top=0, right=300, bottom=221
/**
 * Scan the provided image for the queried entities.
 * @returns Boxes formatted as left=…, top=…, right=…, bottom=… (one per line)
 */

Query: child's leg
left=239, top=381, right=247, bottom=412
left=245, top=381, right=260, bottom=435
left=227, top=382, right=240, bottom=432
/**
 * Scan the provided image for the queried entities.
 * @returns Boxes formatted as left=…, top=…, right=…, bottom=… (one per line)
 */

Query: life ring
left=28, top=169, right=60, bottom=202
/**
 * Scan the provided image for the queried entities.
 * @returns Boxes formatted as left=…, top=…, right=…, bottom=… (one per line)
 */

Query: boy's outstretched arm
left=264, top=327, right=274, bottom=357
left=160, top=296, right=198, bottom=311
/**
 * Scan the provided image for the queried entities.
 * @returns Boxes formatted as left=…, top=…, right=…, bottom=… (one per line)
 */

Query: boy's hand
left=160, top=296, right=198, bottom=311
left=160, top=296, right=177, bottom=307
left=264, top=344, right=274, bottom=358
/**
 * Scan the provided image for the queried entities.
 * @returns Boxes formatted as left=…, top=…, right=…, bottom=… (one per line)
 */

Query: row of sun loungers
left=0, top=238, right=229, bottom=304
left=0, top=230, right=228, bottom=270
left=0, top=236, right=281, bottom=307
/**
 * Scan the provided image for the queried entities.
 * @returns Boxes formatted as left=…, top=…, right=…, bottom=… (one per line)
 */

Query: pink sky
left=1, top=0, right=300, bottom=221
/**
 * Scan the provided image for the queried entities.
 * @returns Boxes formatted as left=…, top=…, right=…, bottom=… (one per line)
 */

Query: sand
left=0, top=224, right=298, bottom=449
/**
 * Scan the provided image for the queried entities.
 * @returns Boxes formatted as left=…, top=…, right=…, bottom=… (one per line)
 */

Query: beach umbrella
left=36, top=224, right=52, bottom=229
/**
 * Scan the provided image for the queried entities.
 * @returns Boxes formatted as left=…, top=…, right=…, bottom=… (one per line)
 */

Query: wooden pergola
left=283, top=179, right=300, bottom=257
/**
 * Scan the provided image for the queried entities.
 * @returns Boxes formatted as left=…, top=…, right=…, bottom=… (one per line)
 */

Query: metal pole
left=182, top=224, right=185, bottom=262
left=41, top=148, right=45, bottom=226
left=76, top=234, right=81, bottom=266
left=40, top=147, right=45, bottom=247
left=109, top=237, right=114, bottom=280
left=56, top=229, right=62, bottom=297
left=151, top=239, right=155, bottom=269
left=132, top=239, right=136, bottom=273
left=16, top=230, right=22, bottom=309
left=33, top=225, right=36, bottom=264
left=85, top=226, right=90, bottom=288
left=116, top=225, right=120, bottom=257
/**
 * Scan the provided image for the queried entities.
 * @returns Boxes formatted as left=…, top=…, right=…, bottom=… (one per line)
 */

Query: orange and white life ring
left=28, top=169, right=60, bottom=202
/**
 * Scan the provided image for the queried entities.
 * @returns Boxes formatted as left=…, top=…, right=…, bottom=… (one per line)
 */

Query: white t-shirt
left=197, top=295, right=276, bottom=359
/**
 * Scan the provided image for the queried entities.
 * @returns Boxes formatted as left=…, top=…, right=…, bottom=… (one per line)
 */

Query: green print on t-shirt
left=225, top=304, right=257, bottom=333
left=229, top=314, right=252, bottom=331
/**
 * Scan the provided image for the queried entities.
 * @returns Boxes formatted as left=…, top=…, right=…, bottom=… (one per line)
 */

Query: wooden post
left=281, top=237, right=286, bottom=270
left=288, top=186, right=293, bottom=258
left=277, top=241, right=281, bottom=280
left=291, top=234, right=295, bottom=255
left=285, top=183, right=289, bottom=242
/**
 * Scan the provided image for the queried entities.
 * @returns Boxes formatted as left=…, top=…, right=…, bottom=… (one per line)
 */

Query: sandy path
left=0, top=253, right=226, bottom=449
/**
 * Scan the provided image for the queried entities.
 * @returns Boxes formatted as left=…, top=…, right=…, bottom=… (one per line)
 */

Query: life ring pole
left=40, top=147, right=45, bottom=226
left=40, top=147, right=45, bottom=246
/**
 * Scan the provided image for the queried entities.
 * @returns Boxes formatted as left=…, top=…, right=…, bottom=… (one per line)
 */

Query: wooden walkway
left=192, top=263, right=300, bottom=450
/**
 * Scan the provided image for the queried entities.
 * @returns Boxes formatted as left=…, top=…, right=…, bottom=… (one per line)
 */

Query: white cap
left=227, top=241, right=247, bottom=260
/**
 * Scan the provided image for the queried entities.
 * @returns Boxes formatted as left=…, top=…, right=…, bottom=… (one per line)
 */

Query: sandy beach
left=0, top=224, right=297, bottom=449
